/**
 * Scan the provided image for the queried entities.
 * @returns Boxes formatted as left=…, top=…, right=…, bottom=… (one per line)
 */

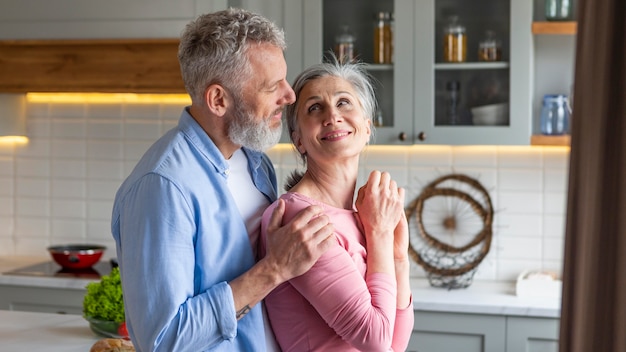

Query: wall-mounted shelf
left=530, top=134, right=571, bottom=146
left=532, top=21, right=577, bottom=35
left=0, top=39, right=184, bottom=93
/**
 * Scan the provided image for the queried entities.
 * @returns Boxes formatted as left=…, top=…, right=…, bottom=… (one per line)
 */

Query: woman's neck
left=290, top=159, right=359, bottom=209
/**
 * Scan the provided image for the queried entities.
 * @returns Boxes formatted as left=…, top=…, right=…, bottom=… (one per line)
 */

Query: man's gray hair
left=178, top=8, right=286, bottom=104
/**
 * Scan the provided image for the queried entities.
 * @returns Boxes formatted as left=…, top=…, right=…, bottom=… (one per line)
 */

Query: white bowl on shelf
left=471, top=103, right=509, bottom=126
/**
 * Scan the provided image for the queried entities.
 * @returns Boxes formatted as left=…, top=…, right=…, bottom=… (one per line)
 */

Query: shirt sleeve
left=114, top=173, right=237, bottom=352
left=391, top=295, right=414, bottom=351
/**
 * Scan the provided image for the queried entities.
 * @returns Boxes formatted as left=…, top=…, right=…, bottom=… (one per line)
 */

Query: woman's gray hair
left=178, top=8, right=286, bottom=104
left=283, top=55, right=378, bottom=191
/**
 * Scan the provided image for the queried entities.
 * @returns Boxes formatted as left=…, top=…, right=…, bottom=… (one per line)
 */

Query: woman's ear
left=292, top=131, right=306, bottom=155
left=205, top=84, right=228, bottom=116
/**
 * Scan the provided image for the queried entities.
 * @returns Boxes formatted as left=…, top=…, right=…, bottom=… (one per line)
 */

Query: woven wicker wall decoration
left=406, top=173, right=494, bottom=289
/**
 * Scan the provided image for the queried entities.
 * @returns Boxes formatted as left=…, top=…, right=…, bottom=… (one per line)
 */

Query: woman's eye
left=337, top=98, right=351, bottom=107
left=307, top=104, right=321, bottom=113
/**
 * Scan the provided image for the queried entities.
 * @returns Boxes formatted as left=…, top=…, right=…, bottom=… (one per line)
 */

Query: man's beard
left=228, top=99, right=283, bottom=152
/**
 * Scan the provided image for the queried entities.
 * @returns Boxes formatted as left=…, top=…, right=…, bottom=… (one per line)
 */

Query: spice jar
left=478, top=31, right=502, bottom=62
left=443, top=16, right=466, bottom=63
left=334, top=25, right=356, bottom=63
left=373, top=12, right=393, bottom=64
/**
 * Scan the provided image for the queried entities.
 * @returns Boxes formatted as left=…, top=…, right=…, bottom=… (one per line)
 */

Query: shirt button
left=224, top=168, right=230, bottom=175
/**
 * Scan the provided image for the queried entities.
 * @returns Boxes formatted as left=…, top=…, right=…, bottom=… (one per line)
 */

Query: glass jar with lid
left=545, top=0, right=573, bottom=21
left=478, top=31, right=502, bottom=62
left=334, top=25, right=356, bottom=63
left=373, top=12, right=393, bottom=64
left=443, top=16, right=467, bottom=63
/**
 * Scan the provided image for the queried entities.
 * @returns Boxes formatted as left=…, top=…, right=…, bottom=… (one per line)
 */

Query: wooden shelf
left=530, top=134, right=571, bottom=146
left=532, top=21, right=577, bottom=35
left=0, top=39, right=185, bottom=93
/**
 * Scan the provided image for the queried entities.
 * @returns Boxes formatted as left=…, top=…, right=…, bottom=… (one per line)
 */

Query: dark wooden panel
left=0, top=39, right=185, bottom=93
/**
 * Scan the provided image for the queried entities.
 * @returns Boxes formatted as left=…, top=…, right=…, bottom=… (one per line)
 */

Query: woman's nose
left=323, top=108, right=342, bottom=125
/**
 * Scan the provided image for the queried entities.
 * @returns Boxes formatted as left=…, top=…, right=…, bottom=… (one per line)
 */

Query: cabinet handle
left=398, top=132, right=407, bottom=141
left=417, top=131, right=427, bottom=141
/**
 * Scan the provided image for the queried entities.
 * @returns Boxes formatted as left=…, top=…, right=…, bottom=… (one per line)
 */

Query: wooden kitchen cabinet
left=407, top=311, right=560, bottom=352
left=0, top=285, right=86, bottom=315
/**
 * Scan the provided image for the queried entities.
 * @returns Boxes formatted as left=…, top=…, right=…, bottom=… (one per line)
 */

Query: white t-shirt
left=226, top=149, right=280, bottom=352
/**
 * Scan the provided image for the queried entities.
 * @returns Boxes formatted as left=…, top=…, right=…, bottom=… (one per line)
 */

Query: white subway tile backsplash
left=49, top=103, right=86, bottom=119
left=543, top=237, right=564, bottom=261
left=124, top=141, right=154, bottom=161
left=408, top=145, right=453, bottom=167
left=52, top=140, right=87, bottom=159
left=15, top=216, right=50, bottom=237
left=497, top=147, right=543, bottom=168
left=87, top=200, right=114, bottom=220
left=543, top=215, right=566, bottom=238
left=124, top=120, right=162, bottom=140
left=52, top=159, right=87, bottom=179
left=544, top=168, right=569, bottom=193
left=51, top=119, right=87, bottom=139
left=496, top=214, right=542, bottom=237
left=87, top=180, right=122, bottom=200
left=0, top=100, right=573, bottom=285
left=498, top=191, right=544, bottom=214
left=0, top=157, right=14, bottom=176
left=498, top=237, right=542, bottom=260
left=87, top=160, right=124, bottom=180
left=16, top=198, right=50, bottom=217
left=452, top=146, right=497, bottom=167
left=51, top=179, right=87, bottom=199
left=14, top=139, right=51, bottom=158
left=544, top=192, right=568, bottom=215
left=123, top=104, right=161, bottom=120
left=88, top=120, right=123, bottom=139
left=51, top=219, right=86, bottom=239
left=16, top=178, right=50, bottom=198
left=498, top=169, right=543, bottom=192
left=0, top=178, right=14, bottom=197
left=51, top=200, right=86, bottom=218
left=0, top=197, right=13, bottom=216
left=16, top=158, right=50, bottom=178
left=26, top=118, right=51, bottom=138
left=88, top=141, right=123, bottom=160
left=87, top=104, right=123, bottom=119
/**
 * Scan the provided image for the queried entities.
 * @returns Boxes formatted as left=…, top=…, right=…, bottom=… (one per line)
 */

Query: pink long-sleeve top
left=260, top=192, right=413, bottom=352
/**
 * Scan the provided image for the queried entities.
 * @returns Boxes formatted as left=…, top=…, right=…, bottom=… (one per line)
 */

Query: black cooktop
left=3, top=259, right=115, bottom=280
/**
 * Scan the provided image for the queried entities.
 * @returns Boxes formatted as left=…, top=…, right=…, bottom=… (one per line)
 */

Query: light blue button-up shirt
left=111, top=108, right=278, bottom=352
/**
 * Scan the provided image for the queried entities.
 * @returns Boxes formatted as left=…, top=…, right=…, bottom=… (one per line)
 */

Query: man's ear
left=205, top=84, right=229, bottom=116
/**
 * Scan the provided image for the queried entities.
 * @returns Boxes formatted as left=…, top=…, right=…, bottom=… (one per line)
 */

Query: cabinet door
left=277, top=0, right=414, bottom=145
left=0, top=285, right=85, bottom=315
left=412, top=0, right=533, bottom=145
left=506, top=316, right=560, bottom=352
left=407, top=311, right=506, bottom=352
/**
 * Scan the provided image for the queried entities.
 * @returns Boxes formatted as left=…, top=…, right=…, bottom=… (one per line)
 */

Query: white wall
left=0, top=98, right=569, bottom=283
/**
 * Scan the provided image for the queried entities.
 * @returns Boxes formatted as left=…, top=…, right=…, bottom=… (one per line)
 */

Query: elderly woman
left=259, top=58, right=414, bottom=351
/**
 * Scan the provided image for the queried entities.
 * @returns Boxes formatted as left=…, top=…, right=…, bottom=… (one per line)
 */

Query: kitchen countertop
left=0, top=256, right=561, bottom=319
left=0, top=309, right=102, bottom=352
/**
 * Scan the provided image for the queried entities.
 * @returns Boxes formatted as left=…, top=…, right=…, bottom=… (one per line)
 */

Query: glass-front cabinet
left=250, top=0, right=533, bottom=145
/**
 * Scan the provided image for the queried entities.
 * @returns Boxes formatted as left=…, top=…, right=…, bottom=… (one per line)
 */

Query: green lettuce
left=83, top=267, right=125, bottom=322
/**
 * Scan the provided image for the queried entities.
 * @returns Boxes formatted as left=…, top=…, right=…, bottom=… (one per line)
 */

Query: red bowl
left=47, top=244, right=106, bottom=269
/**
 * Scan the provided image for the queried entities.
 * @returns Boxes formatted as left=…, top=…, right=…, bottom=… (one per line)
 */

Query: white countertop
left=0, top=256, right=561, bottom=319
left=0, top=310, right=102, bottom=352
